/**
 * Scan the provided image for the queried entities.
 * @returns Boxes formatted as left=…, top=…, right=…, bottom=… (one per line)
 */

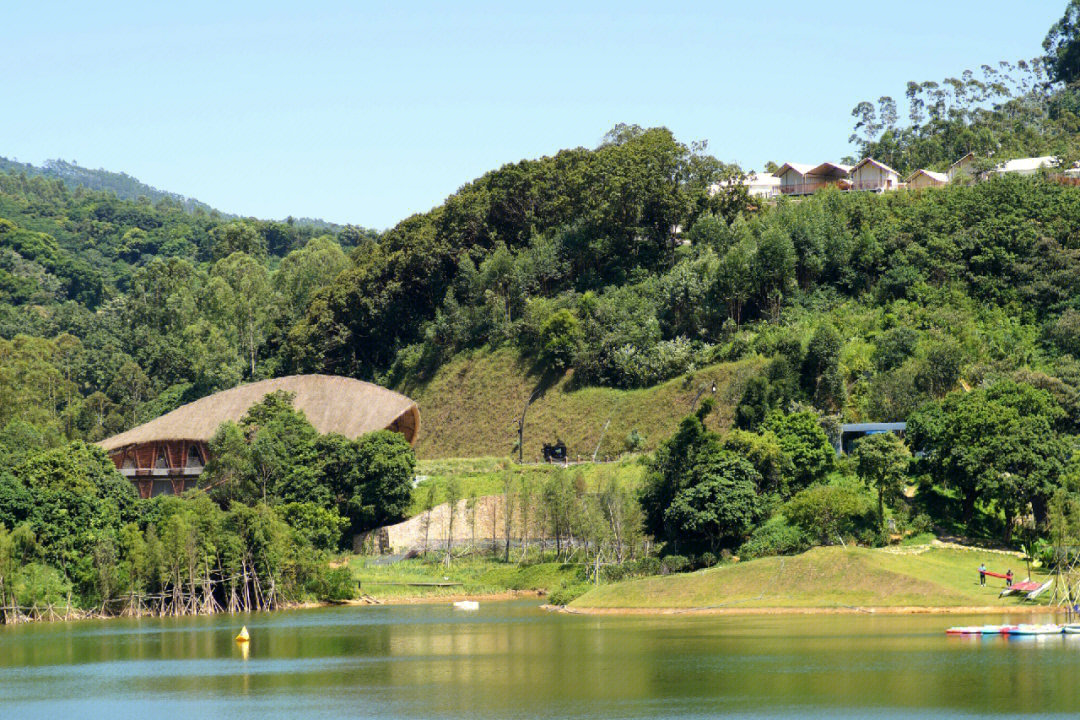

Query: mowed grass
left=348, top=555, right=581, bottom=599
left=399, top=347, right=764, bottom=461
left=570, top=546, right=1048, bottom=609
left=409, top=457, right=647, bottom=516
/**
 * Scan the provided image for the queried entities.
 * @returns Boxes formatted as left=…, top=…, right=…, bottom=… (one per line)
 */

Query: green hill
left=570, top=545, right=1048, bottom=610
left=400, top=347, right=764, bottom=461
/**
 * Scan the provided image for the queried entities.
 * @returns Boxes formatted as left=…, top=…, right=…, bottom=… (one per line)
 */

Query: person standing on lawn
left=979, top=563, right=987, bottom=586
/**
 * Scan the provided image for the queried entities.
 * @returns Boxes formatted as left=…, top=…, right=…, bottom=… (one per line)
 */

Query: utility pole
left=515, top=389, right=541, bottom=464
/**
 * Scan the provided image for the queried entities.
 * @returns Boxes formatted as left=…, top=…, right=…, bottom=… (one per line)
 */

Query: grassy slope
left=571, top=546, right=1047, bottom=609
left=398, top=347, right=764, bottom=461
left=348, top=555, right=581, bottom=599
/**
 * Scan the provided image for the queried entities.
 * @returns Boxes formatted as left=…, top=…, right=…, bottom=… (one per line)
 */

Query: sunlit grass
left=571, top=545, right=1049, bottom=609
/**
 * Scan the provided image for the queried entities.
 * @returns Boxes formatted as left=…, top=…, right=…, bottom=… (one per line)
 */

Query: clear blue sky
left=2, top=1, right=1065, bottom=229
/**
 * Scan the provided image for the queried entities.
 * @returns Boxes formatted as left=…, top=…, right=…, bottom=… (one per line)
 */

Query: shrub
left=12, top=562, right=72, bottom=607
left=600, top=563, right=628, bottom=582
left=548, top=581, right=592, bottom=606
left=737, top=517, right=810, bottom=559
left=661, top=554, right=689, bottom=574
left=908, top=513, right=933, bottom=534
left=783, top=483, right=874, bottom=544
left=698, top=551, right=718, bottom=568
left=310, top=566, right=356, bottom=602
left=634, top=556, right=662, bottom=576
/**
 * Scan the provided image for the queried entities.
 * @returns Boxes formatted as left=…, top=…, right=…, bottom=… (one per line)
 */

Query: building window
left=155, top=449, right=169, bottom=469
left=186, top=445, right=204, bottom=469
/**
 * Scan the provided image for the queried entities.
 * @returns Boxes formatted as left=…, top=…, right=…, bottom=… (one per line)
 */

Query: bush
left=661, top=554, right=689, bottom=574
left=310, top=566, right=356, bottom=602
left=737, top=517, right=810, bottom=559
left=697, top=551, right=718, bottom=568
left=600, top=563, right=628, bottom=582
left=548, top=580, right=592, bottom=606
left=12, top=562, right=72, bottom=607
left=279, top=502, right=349, bottom=551
left=634, top=556, right=662, bottom=576
left=908, top=513, right=933, bottom=534
left=783, top=483, right=874, bottom=544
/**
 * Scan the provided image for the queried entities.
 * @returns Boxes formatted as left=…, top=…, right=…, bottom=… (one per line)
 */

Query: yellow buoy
left=235, top=626, right=250, bottom=642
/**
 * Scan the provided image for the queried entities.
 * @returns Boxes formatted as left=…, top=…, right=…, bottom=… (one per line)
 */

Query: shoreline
left=337, top=589, right=545, bottom=607
left=548, top=603, right=1061, bottom=616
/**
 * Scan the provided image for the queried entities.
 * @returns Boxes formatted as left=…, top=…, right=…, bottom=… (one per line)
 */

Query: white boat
left=1006, top=624, right=1062, bottom=635
left=1062, top=624, right=1080, bottom=634
left=452, top=600, right=479, bottom=611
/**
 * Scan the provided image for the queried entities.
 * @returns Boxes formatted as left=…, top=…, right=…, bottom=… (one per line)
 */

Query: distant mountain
left=0, top=157, right=219, bottom=214
left=0, top=156, right=343, bottom=231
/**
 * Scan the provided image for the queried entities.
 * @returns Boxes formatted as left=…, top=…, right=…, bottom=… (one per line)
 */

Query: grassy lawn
left=399, top=346, right=764, bottom=461
left=409, top=457, right=646, bottom=516
left=348, top=554, right=584, bottom=600
left=570, top=545, right=1049, bottom=609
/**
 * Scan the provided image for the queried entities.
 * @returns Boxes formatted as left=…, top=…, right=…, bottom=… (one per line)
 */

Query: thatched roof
left=98, top=374, right=419, bottom=452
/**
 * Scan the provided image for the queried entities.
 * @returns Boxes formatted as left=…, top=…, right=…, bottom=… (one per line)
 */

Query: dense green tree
left=664, top=451, right=766, bottom=550
left=908, top=380, right=1069, bottom=531
left=760, top=410, right=835, bottom=494
left=853, top=432, right=910, bottom=530
left=1045, top=1, right=1080, bottom=85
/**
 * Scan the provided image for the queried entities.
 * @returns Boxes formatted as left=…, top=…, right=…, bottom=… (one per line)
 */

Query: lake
left=0, top=601, right=1077, bottom=719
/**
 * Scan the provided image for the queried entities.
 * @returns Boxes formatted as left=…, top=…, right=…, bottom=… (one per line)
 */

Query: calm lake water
left=0, top=601, right=1077, bottom=719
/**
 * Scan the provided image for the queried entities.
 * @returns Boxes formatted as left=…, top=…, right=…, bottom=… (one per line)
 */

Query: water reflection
left=1, top=603, right=1079, bottom=718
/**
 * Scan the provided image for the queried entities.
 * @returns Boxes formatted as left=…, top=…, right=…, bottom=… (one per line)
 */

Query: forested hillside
left=6, top=0, right=1080, bottom=616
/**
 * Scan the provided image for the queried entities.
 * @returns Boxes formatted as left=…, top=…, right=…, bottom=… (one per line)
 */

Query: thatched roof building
left=98, top=375, right=419, bottom=498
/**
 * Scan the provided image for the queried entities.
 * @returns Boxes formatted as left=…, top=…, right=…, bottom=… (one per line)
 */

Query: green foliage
left=760, top=410, right=835, bottom=495
left=204, top=393, right=416, bottom=544
left=1045, top=2, right=1080, bottom=85
left=663, top=453, right=766, bottom=550
left=539, top=309, right=579, bottom=370
left=853, top=432, right=910, bottom=529
left=737, top=516, right=811, bottom=560
left=909, top=380, right=1070, bottom=539
left=278, top=502, right=348, bottom=551
left=783, top=483, right=874, bottom=545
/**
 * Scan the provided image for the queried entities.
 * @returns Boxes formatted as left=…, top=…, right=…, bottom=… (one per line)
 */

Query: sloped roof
left=949, top=152, right=975, bottom=170
left=851, top=157, right=899, bottom=175
left=774, top=162, right=816, bottom=178
left=98, top=375, right=420, bottom=451
left=995, top=156, right=1058, bottom=173
left=907, top=169, right=949, bottom=183
left=808, top=162, right=853, bottom=177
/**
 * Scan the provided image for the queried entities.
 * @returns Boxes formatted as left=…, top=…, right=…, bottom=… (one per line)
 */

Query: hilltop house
left=906, top=168, right=949, bottom=189
left=992, top=156, right=1057, bottom=176
left=708, top=171, right=781, bottom=199
left=849, top=158, right=901, bottom=192
left=776, top=162, right=852, bottom=196
left=948, top=152, right=976, bottom=181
